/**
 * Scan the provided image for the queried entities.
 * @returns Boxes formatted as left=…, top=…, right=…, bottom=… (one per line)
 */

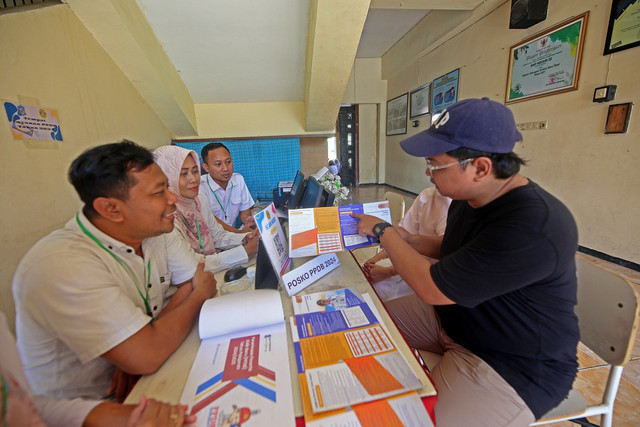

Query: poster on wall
left=505, top=12, right=588, bottom=104
left=604, top=0, right=640, bottom=54
left=386, top=93, right=408, bottom=136
left=3, top=102, right=63, bottom=141
left=410, top=83, right=431, bottom=119
left=431, top=69, right=459, bottom=124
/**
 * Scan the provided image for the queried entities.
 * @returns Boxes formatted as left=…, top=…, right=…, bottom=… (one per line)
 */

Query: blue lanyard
left=76, top=213, right=153, bottom=317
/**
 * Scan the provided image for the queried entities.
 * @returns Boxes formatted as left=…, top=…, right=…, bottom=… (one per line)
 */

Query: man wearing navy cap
left=354, top=98, right=579, bottom=426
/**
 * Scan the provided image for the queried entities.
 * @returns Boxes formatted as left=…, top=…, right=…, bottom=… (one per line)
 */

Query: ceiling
left=55, top=0, right=490, bottom=136
left=136, top=0, right=430, bottom=104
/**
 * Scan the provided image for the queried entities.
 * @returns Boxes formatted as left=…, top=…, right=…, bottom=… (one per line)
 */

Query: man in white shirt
left=13, top=140, right=217, bottom=402
left=199, top=143, right=256, bottom=232
left=1, top=312, right=194, bottom=426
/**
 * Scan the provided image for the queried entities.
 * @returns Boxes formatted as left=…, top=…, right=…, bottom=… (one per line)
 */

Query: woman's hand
left=363, top=264, right=395, bottom=284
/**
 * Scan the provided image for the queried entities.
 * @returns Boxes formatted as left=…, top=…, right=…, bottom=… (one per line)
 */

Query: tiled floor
left=349, top=184, right=640, bottom=426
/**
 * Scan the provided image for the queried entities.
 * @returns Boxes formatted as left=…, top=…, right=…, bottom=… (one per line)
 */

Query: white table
left=125, top=250, right=437, bottom=420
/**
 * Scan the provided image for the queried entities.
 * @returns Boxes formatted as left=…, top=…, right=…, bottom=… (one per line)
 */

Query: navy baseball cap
left=400, top=97, right=522, bottom=157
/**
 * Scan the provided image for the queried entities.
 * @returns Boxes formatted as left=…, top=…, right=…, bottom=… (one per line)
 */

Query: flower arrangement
left=319, top=171, right=349, bottom=205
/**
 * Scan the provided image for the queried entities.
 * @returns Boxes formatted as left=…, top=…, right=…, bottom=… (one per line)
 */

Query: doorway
left=336, top=105, right=357, bottom=187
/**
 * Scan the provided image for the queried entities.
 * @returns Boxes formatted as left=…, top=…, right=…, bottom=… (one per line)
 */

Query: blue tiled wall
left=175, top=138, right=301, bottom=201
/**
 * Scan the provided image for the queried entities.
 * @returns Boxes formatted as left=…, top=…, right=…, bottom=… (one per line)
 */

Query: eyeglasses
left=425, top=158, right=474, bottom=175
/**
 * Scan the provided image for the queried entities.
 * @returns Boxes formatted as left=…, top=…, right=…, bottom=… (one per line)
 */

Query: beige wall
left=383, top=0, right=640, bottom=263
left=343, top=58, right=388, bottom=183
left=300, top=137, right=330, bottom=176
left=195, top=102, right=312, bottom=138
left=0, top=5, right=173, bottom=331
left=358, top=104, right=379, bottom=183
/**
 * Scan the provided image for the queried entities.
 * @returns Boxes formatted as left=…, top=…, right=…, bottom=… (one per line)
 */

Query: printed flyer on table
left=288, top=201, right=392, bottom=258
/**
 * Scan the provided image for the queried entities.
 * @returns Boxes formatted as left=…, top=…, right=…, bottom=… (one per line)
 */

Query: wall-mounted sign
left=4, top=102, right=63, bottom=141
left=604, top=0, right=640, bottom=55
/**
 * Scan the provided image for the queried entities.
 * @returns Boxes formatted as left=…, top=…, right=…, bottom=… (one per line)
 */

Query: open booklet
left=180, top=289, right=295, bottom=427
left=290, top=288, right=432, bottom=426
left=288, top=201, right=392, bottom=258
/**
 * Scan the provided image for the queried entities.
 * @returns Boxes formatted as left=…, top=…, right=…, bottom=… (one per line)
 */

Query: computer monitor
left=254, top=238, right=280, bottom=290
left=321, top=189, right=335, bottom=207
left=300, top=177, right=324, bottom=208
left=287, top=170, right=305, bottom=209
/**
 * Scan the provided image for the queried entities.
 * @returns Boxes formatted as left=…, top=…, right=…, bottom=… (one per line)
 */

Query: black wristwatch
left=372, top=222, right=393, bottom=239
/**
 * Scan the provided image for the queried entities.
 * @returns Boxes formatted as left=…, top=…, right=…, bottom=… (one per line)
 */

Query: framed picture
left=410, top=83, right=431, bottom=119
left=386, top=93, right=408, bottom=136
left=506, top=12, right=589, bottom=104
left=605, top=102, right=632, bottom=134
left=604, top=1, right=640, bottom=54
left=431, top=69, right=460, bottom=124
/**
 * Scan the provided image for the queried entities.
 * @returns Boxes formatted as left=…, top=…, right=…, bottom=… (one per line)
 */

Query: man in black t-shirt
left=353, top=98, right=579, bottom=426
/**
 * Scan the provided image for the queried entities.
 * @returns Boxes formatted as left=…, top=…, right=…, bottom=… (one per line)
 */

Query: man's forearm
left=215, top=216, right=241, bottom=233
left=381, top=229, right=453, bottom=305
left=405, top=233, right=442, bottom=260
left=158, top=283, right=192, bottom=317
left=102, top=286, right=210, bottom=375
left=83, top=401, right=134, bottom=427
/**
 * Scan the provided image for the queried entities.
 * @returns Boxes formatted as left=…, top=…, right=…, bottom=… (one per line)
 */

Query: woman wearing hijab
left=154, top=145, right=258, bottom=273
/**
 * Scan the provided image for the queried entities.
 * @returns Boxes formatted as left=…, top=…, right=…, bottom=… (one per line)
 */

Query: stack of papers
left=290, top=287, right=433, bottom=426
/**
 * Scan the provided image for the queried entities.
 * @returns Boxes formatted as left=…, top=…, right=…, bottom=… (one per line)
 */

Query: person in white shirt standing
left=199, top=143, right=256, bottom=233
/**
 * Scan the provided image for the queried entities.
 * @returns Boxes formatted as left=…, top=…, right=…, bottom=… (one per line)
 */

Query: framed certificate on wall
left=604, top=0, right=640, bottom=54
left=410, top=83, right=431, bottom=119
left=506, top=12, right=588, bottom=104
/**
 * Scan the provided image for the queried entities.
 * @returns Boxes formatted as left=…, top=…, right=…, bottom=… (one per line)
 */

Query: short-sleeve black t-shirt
left=431, top=181, right=579, bottom=419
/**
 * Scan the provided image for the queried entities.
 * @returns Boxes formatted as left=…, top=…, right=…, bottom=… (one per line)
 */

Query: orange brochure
left=288, top=202, right=392, bottom=258
left=290, top=227, right=318, bottom=250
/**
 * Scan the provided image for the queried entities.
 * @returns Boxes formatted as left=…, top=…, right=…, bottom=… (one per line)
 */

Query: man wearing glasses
left=354, top=98, right=579, bottom=426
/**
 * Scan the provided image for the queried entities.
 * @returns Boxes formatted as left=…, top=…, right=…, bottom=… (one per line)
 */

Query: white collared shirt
left=1, top=313, right=102, bottom=426
left=199, top=173, right=255, bottom=227
left=13, top=210, right=199, bottom=400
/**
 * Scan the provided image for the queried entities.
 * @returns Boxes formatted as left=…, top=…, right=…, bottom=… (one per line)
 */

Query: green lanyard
left=1, top=373, right=7, bottom=427
left=76, top=213, right=153, bottom=317
left=179, top=213, right=204, bottom=254
left=206, top=176, right=234, bottom=222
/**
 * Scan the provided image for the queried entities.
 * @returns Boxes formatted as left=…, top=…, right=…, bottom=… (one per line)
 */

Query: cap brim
left=400, top=129, right=460, bottom=157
